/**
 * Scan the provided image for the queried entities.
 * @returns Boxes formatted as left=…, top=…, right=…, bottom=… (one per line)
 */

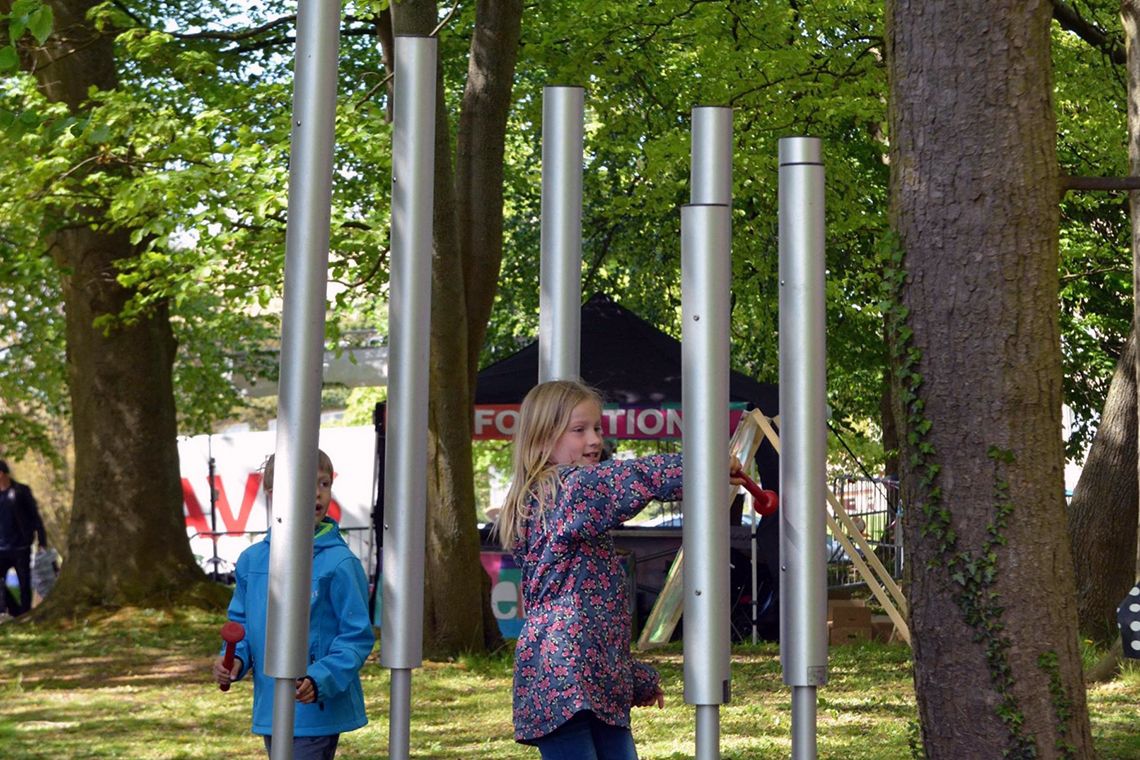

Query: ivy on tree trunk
left=887, top=0, right=1094, bottom=756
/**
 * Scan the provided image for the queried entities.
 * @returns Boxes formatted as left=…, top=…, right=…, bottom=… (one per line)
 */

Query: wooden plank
left=754, top=411, right=910, bottom=640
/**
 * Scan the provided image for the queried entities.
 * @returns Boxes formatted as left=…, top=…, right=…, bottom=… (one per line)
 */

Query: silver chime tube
left=691, top=106, right=733, bottom=204
left=684, top=105, right=733, bottom=760
left=264, top=3, right=342, bottom=758
left=778, top=137, right=829, bottom=760
left=539, top=86, right=585, bottom=382
left=681, top=203, right=732, bottom=760
left=381, top=35, right=437, bottom=760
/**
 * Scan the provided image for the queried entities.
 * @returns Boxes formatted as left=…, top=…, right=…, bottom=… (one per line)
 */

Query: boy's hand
left=634, top=686, right=665, bottom=709
left=213, top=655, right=241, bottom=688
left=295, top=676, right=318, bottom=704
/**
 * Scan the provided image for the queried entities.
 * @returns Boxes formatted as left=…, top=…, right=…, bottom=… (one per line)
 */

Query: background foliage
left=0, top=0, right=1133, bottom=476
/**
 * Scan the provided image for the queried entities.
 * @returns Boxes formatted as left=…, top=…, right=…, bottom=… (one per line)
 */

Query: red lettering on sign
left=182, top=473, right=264, bottom=536
left=184, top=473, right=345, bottom=533
left=182, top=478, right=209, bottom=534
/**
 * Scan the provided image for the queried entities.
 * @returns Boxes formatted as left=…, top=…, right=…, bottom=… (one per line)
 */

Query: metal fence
left=827, top=476, right=902, bottom=589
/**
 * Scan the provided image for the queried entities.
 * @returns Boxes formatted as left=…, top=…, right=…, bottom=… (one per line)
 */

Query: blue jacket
left=224, top=519, right=374, bottom=737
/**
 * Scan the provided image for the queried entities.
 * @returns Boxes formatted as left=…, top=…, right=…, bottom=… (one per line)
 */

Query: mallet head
left=221, top=621, right=245, bottom=644
left=736, top=470, right=779, bottom=517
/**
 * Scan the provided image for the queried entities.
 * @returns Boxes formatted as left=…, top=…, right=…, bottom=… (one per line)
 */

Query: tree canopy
left=1, top=1, right=1131, bottom=465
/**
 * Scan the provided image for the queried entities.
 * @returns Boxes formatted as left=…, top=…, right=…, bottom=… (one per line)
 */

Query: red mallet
left=737, top=471, right=779, bottom=517
left=219, top=621, right=245, bottom=692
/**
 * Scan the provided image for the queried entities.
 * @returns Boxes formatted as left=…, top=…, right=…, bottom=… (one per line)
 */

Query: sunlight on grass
left=0, top=609, right=1137, bottom=758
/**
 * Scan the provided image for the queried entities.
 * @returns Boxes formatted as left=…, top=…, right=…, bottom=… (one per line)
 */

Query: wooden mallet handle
left=219, top=621, right=245, bottom=692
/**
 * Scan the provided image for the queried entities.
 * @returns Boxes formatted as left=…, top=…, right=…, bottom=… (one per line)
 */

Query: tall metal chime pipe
left=381, top=35, right=437, bottom=760
left=682, top=105, right=733, bottom=760
left=264, top=3, right=342, bottom=758
left=777, top=136, right=828, bottom=760
left=539, top=85, right=585, bottom=382
left=691, top=107, right=732, bottom=206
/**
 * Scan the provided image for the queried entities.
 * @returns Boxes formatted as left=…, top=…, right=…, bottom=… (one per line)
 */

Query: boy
left=212, top=450, right=373, bottom=759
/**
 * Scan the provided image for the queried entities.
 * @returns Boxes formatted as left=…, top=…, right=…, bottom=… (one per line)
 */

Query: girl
left=498, top=379, right=742, bottom=760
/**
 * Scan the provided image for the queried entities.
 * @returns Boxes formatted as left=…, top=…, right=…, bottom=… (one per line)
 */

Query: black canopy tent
left=475, top=292, right=778, bottom=408
left=474, top=292, right=780, bottom=491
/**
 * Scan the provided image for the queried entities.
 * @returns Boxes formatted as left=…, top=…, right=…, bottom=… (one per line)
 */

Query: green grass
left=0, top=608, right=1137, bottom=758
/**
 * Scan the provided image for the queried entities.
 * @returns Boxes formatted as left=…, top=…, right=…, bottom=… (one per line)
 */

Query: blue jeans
left=533, top=711, right=639, bottom=760
left=262, top=734, right=339, bottom=759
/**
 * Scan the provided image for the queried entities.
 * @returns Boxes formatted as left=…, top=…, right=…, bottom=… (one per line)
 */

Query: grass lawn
left=0, top=606, right=1137, bottom=758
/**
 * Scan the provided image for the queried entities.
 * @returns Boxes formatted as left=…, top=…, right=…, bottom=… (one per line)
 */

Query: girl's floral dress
left=512, top=453, right=684, bottom=742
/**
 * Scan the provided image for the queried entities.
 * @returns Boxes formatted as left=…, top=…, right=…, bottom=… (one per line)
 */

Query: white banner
left=178, top=427, right=376, bottom=577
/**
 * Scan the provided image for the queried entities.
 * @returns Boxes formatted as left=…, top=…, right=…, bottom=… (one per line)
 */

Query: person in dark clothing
left=0, top=459, right=48, bottom=617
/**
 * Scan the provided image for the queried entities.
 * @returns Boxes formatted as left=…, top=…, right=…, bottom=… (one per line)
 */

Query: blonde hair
left=497, top=380, right=603, bottom=550
left=262, top=449, right=335, bottom=494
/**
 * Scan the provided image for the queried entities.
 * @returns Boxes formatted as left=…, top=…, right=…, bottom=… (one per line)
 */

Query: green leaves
left=0, top=2, right=384, bottom=437
left=491, top=0, right=892, bottom=471
left=0, top=0, right=53, bottom=71
left=0, top=46, right=17, bottom=71
left=7, top=0, right=53, bottom=44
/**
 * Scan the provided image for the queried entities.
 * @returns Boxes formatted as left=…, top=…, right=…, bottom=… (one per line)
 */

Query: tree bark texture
left=1067, top=326, right=1138, bottom=645
left=13, top=0, right=205, bottom=613
left=887, top=1, right=1093, bottom=757
left=1123, top=0, right=1140, bottom=596
left=389, top=0, right=521, bottom=655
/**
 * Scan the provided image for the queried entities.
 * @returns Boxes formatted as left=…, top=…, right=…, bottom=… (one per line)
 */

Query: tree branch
left=1051, top=0, right=1125, bottom=64
left=1061, top=175, right=1140, bottom=193
left=152, top=14, right=386, bottom=56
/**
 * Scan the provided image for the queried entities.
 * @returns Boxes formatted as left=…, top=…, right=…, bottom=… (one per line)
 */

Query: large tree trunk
left=1123, top=0, right=1140, bottom=612
left=389, top=0, right=521, bottom=655
left=887, top=1, right=1094, bottom=757
left=51, top=228, right=205, bottom=610
left=1067, top=326, right=1138, bottom=645
left=11, top=0, right=206, bottom=615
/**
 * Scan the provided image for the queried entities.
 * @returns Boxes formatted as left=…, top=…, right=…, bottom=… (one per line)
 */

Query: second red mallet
left=219, top=621, right=246, bottom=692
left=736, top=471, right=779, bottom=517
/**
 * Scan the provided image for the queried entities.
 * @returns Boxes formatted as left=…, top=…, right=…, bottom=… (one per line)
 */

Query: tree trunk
left=1067, top=326, right=1138, bottom=645
left=51, top=227, right=206, bottom=610
left=389, top=0, right=521, bottom=655
left=887, top=1, right=1094, bottom=757
left=12, top=1, right=207, bottom=615
left=1123, top=0, right=1140, bottom=612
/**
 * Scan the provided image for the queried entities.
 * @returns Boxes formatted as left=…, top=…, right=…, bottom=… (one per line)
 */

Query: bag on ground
left=32, top=548, right=60, bottom=599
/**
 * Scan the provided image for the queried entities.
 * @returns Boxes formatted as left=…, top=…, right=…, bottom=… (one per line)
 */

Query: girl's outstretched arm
left=548, top=453, right=683, bottom=552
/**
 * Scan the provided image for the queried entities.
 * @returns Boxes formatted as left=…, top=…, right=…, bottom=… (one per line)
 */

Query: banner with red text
left=473, top=404, right=747, bottom=440
left=179, top=428, right=375, bottom=577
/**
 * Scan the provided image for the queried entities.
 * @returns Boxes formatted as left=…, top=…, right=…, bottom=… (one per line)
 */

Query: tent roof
left=475, top=293, right=778, bottom=415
